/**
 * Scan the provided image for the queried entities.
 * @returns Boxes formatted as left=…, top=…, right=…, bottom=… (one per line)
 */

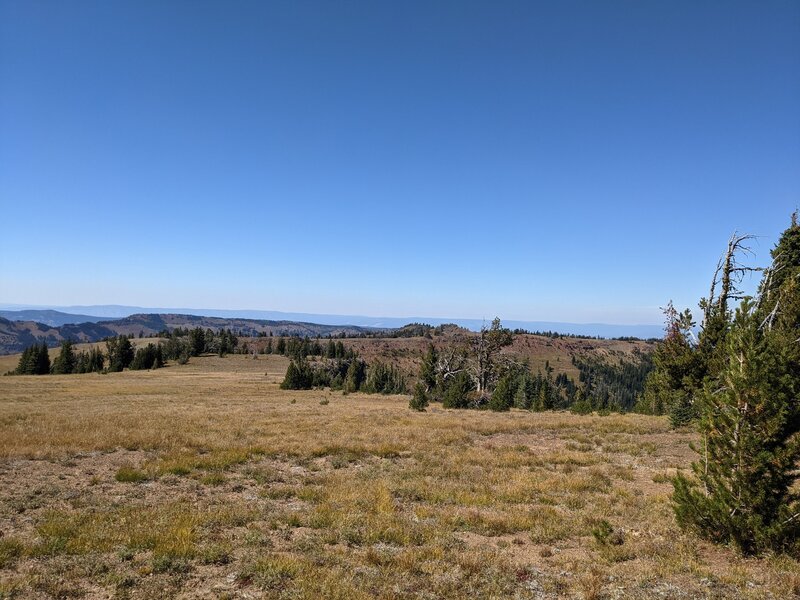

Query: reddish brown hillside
left=243, top=331, right=654, bottom=381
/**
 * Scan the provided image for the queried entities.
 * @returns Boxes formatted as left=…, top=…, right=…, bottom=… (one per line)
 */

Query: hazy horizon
left=0, top=302, right=666, bottom=339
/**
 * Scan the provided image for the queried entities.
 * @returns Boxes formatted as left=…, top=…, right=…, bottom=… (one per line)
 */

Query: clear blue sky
left=1, top=1, right=798, bottom=324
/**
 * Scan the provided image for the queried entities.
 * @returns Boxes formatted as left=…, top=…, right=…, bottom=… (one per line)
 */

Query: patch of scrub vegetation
left=32, top=502, right=257, bottom=561
left=0, top=537, right=24, bottom=569
left=114, top=464, right=148, bottom=483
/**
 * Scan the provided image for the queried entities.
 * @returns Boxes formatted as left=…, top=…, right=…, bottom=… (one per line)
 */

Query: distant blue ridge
left=0, top=304, right=663, bottom=339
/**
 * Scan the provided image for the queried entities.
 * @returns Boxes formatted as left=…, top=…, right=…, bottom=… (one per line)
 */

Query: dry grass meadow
left=0, top=353, right=799, bottom=599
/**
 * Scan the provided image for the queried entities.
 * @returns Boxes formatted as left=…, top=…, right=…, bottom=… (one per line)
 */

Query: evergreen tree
left=513, top=373, right=533, bottom=409
left=488, top=373, right=514, bottom=411
left=409, top=382, right=429, bottom=411
left=419, top=343, right=438, bottom=393
left=534, top=376, right=554, bottom=411
left=364, top=361, right=407, bottom=394
left=154, top=344, right=164, bottom=368
left=14, top=345, right=35, bottom=375
left=673, top=217, right=800, bottom=556
left=51, top=340, right=76, bottom=374
left=673, top=299, right=800, bottom=554
left=35, top=342, right=51, bottom=374
left=344, top=358, right=366, bottom=393
left=119, top=336, right=134, bottom=369
left=569, top=387, right=593, bottom=414
left=87, top=347, right=105, bottom=372
left=639, top=302, right=700, bottom=423
left=442, top=371, right=474, bottom=409
left=280, top=359, right=313, bottom=390
left=189, top=328, right=206, bottom=356
left=107, top=335, right=134, bottom=372
left=130, top=343, right=164, bottom=370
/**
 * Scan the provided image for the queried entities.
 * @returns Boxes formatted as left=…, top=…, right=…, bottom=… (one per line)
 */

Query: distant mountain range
left=0, top=313, right=382, bottom=355
left=0, top=304, right=664, bottom=340
left=0, top=310, right=116, bottom=327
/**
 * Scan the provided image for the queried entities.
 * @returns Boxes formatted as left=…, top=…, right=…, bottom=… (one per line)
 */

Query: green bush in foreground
left=409, top=383, right=429, bottom=411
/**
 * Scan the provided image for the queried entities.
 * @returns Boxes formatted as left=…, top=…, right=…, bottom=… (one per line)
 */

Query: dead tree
left=436, top=347, right=467, bottom=384
left=469, top=317, right=513, bottom=394
left=703, top=232, right=760, bottom=326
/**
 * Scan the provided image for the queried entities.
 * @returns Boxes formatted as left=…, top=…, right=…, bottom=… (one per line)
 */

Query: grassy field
left=0, top=354, right=798, bottom=599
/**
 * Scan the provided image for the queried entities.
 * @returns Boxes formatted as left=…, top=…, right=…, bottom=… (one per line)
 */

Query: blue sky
left=1, top=1, right=798, bottom=324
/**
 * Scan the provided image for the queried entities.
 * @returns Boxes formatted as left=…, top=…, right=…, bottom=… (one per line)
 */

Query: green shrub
left=409, top=382, right=429, bottom=411
left=441, top=372, right=474, bottom=409
left=280, top=359, right=313, bottom=390
left=115, top=466, right=148, bottom=483
left=0, top=537, right=24, bottom=568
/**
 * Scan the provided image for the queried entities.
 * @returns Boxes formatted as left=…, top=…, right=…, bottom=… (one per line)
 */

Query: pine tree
left=189, top=328, right=206, bottom=356
left=639, top=302, right=699, bottom=421
left=107, top=335, right=134, bottom=372
left=15, top=345, right=34, bottom=375
left=35, top=342, right=51, bottom=374
left=672, top=299, right=800, bottom=554
left=280, top=359, right=313, bottom=390
left=119, top=336, right=134, bottom=369
left=409, top=382, right=429, bottom=411
left=89, top=347, right=105, bottom=372
left=51, top=340, right=76, bottom=374
left=513, top=373, right=533, bottom=409
left=488, top=373, right=514, bottom=411
left=673, top=217, right=800, bottom=556
left=344, top=358, right=366, bottom=393
left=419, top=344, right=438, bottom=393
left=442, top=371, right=474, bottom=409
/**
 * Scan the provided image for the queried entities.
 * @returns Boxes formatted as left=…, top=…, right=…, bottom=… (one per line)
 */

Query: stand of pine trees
left=13, top=335, right=172, bottom=375
left=276, top=338, right=408, bottom=395
left=13, top=342, right=50, bottom=374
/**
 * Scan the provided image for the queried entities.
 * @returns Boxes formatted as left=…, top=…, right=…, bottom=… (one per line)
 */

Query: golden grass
left=0, top=353, right=798, bottom=598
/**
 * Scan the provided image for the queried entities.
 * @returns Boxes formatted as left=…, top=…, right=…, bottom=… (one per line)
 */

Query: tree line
left=407, top=318, right=653, bottom=413
left=280, top=352, right=407, bottom=395
left=9, top=326, right=241, bottom=375
left=264, top=337, right=351, bottom=360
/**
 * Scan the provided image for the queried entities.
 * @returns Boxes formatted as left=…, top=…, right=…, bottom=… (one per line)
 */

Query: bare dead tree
left=469, top=317, right=513, bottom=394
left=436, top=347, right=467, bottom=383
left=703, top=232, right=761, bottom=326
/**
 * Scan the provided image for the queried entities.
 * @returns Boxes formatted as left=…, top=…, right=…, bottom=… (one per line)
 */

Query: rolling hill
left=0, top=309, right=113, bottom=327
left=0, top=314, right=383, bottom=355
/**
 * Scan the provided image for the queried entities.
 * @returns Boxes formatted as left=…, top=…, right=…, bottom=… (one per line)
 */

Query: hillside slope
left=0, top=314, right=382, bottom=355
left=243, top=326, right=653, bottom=382
left=0, top=310, right=113, bottom=327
